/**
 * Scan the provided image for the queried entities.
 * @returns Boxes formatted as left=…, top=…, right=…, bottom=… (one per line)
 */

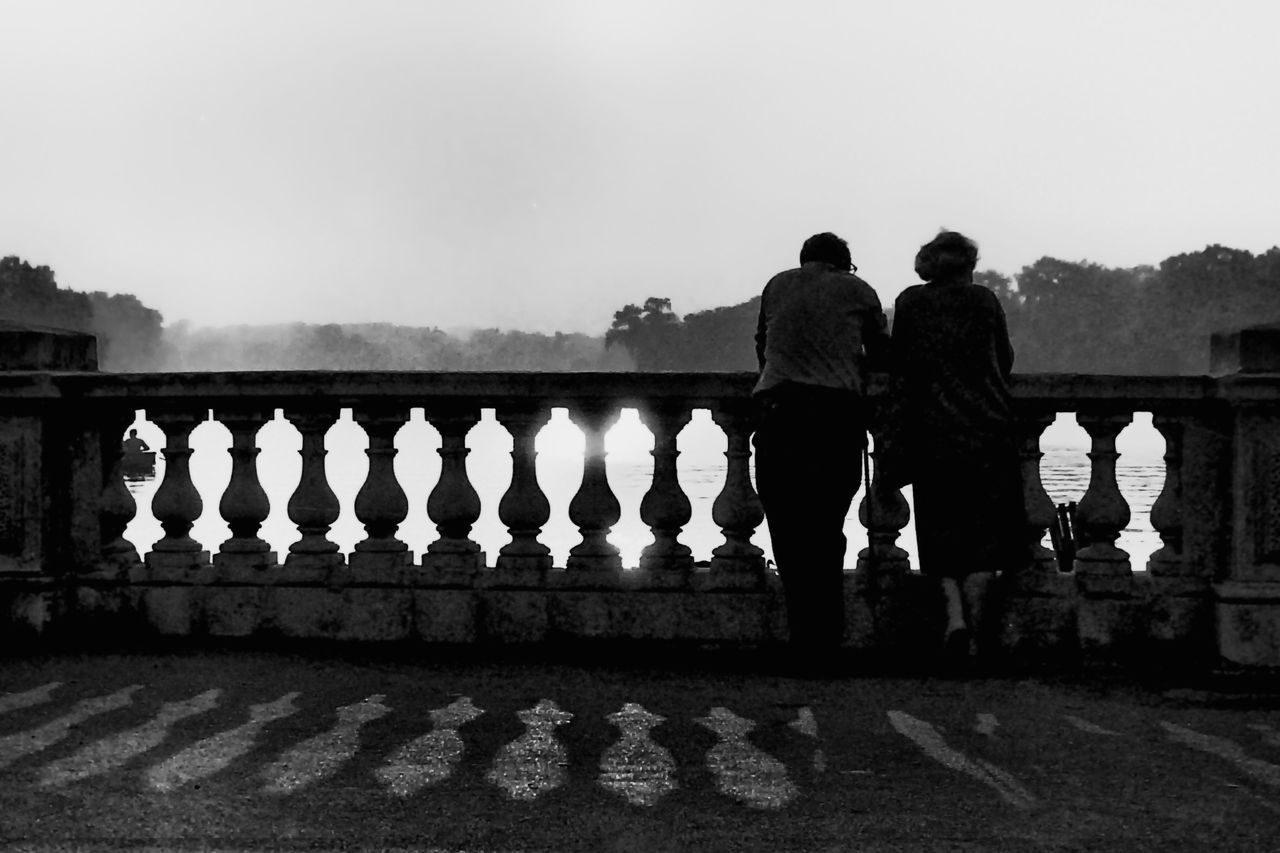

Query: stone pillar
left=350, top=407, right=411, bottom=581
left=0, top=323, right=99, bottom=637
left=565, top=403, right=623, bottom=584
left=283, top=408, right=343, bottom=580
left=1212, top=324, right=1280, bottom=665
left=1073, top=410, right=1136, bottom=656
left=1144, top=411, right=1215, bottom=657
left=147, top=409, right=211, bottom=577
left=494, top=405, right=553, bottom=585
left=855, top=423, right=911, bottom=578
left=638, top=402, right=693, bottom=587
left=706, top=401, right=765, bottom=590
left=998, top=409, right=1075, bottom=660
left=98, top=404, right=141, bottom=572
left=420, top=405, right=485, bottom=584
left=214, top=406, right=276, bottom=577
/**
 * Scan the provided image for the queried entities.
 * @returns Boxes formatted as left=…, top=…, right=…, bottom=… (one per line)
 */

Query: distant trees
left=604, top=244, right=1280, bottom=376
left=158, top=323, right=633, bottom=372
left=604, top=295, right=759, bottom=371
left=996, top=246, right=1280, bottom=374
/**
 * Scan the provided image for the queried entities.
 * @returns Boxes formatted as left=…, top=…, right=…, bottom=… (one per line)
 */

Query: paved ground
left=1, top=646, right=1279, bottom=852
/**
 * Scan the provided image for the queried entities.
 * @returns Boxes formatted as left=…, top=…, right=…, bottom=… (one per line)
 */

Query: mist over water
left=122, top=410, right=1166, bottom=570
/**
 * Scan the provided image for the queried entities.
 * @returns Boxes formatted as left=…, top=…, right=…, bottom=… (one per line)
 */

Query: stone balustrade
left=3, top=337, right=1280, bottom=668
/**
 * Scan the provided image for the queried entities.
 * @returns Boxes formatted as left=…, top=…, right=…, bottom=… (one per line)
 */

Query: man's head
left=128, top=429, right=138, bottom=438
left=915, top=230, right=979, bottom=283
left=799, top=232, right=854, bottom=271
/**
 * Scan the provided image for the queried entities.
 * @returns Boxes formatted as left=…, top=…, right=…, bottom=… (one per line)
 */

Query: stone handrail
left=2, top=366, right=1278, bottom=667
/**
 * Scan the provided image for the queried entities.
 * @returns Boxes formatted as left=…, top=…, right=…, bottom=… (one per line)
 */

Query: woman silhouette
left=890, top=231, right=1026, bottom=659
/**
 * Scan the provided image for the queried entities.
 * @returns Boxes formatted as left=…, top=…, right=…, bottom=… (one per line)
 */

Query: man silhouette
left=753, top=232, right=889, bottom=659
left=122, top=428, right=150, bottom=453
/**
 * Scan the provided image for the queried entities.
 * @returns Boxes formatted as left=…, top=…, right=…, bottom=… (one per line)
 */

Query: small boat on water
left=121, top=449, right=156, bottom=479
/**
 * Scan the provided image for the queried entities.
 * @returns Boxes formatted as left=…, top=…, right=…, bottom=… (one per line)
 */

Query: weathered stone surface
left=480, top=591, right=548, bottom=643
left=212, top=552, right=279, bottom=583
left=1211, top=324, right=1280, bottom=376
left=340, top=588, right=412, bottom=641
left=0, top=321, right=98, bottom=371
left=269, top=587, right=343, bottom=639
left=346, top=551, right=410, bottom=586
left=998, top=592, right=1077, bottom=660
left=145, top=551, right=213, bottom=582
left=0, top=420, right=42, bottom=573
left=413, top=589, right=478, bottom=642
left=1077, top=596, right=1143, bottom=658
left=204, top=587, right=267, bottom=637
left=3, top=589, right=52, bottom=635
left=140, top=587, right=196, bottom=636
left=677, top=592, right=772, bottom=643
left=1215, top=581, right=1280, bottom=666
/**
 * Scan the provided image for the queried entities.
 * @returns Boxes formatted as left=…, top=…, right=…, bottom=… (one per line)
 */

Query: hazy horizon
left=4, top=0, right=1278, bottom=334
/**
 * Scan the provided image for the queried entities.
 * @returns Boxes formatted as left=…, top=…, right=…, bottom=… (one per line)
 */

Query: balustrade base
left=346, top=551, right=412, bottom=586
left=279, top=553, right=343, bottom=584
left=486, top=561, right=551, bottom=589
left=0, top=569, right=1254, bottom=671
left=1215, top=581, right=1280, bottom=667
left=213, top=552, right=280, bottom=583
left=416, top=552, right=486, bottom=588
left=144, top=552, right=213, bottom=583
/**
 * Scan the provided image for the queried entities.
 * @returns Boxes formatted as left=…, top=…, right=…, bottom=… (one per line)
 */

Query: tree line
left=4, top=244, right=1277, bottom=374
left=606, top=245, right=1280, bottom=375
left=1, top=255, right=631, bottom=372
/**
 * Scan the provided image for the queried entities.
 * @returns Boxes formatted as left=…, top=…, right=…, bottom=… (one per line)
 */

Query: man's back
left=754, top=261, right=887, bottom=396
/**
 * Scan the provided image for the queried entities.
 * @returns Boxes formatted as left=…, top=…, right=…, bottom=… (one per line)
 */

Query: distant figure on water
left=888, top=230, right=1027, bottom=660
left=753, top=232, right=890, bottom=660
left=122, top=429, right=150, bottom=453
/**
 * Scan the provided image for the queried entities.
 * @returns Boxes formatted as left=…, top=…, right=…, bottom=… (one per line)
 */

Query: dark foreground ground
left=1, top=645, right=1279, bottom=852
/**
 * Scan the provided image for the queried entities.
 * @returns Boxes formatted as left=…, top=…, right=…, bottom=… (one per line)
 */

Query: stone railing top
left=0, top=368, right=1265, bottom=410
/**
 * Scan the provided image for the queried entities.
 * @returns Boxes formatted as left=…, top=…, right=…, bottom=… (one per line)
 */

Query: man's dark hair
left=799, top=232, right=853, bottom=271
left=915, top=230, right=979, bottom=282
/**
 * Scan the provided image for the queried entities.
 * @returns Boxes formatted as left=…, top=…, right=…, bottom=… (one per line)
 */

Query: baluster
left=707, top=402, right=765, bottom=588
left=351, top=408, right=411, bottom=577
left=1018, top=411, right=1060, bottom=577
left=99, top=407, right=139, bottom=569
left=638, top=403, right=693, bottom=585
left=148, top=410, right=209, bottom=573
left=566, top=403, right=623, bottom=580
left=215, top=407, right=274, bottom=572
left=284, top=409, right=342, bottom=575
left=1073, top=411, right=1133, bottom=584
left=1147, top=413, right=1186, bottom=577
left=855, top=422, right=911, bottom=577
left=421, top=406, right=485, bottom=581
left=495, top=405, right=553, bottom=583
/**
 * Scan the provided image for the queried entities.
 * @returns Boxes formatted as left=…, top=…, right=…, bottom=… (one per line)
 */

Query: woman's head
left=915, top=230, right=979, bottom=283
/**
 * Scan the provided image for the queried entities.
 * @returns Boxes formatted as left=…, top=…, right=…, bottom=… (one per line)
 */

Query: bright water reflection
left=121, top=409, right=1166, bottom=570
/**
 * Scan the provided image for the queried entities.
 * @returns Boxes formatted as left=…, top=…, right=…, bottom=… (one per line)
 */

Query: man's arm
left=755, top=287, right=769, bottom=371
left=863, top=306, right=891, bottom=371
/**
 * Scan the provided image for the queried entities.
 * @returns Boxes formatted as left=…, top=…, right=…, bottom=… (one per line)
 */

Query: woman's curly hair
left=914, top=230, right=979, bottom=283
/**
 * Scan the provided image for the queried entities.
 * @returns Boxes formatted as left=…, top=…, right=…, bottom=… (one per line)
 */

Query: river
left=121, top=409, right=1167, bottom=571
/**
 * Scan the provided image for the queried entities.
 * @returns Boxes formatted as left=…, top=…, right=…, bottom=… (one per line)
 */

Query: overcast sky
left=2, top=0, right=1277, bottom=334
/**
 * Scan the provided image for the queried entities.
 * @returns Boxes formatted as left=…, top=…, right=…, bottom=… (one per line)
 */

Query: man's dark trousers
left=753, top=384, right=864, bottom=652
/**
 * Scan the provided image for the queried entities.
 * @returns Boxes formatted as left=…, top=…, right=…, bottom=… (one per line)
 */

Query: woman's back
left=891, top=282, right=1015, bottom=460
